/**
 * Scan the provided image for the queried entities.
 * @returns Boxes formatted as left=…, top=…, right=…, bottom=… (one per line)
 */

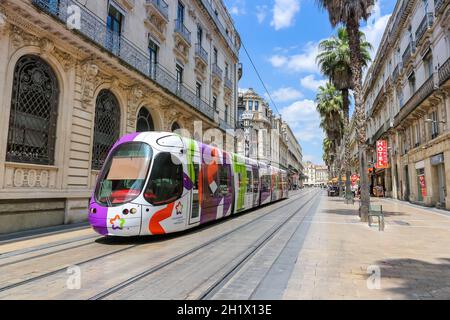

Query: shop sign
left=376, top=140, right=389, bottom=169
left=431, top=153, right=444, bottom=166
left=419, top=175, right=427, bottom=198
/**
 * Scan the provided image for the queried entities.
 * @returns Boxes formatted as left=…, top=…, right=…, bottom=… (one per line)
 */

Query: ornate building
left=364, top=0, right=450, bottom=209
left=0, top=0, right=241, bottom=233
left=237, top=88, right=304, bottom=188
left=304, top=161, right=328, bottom=187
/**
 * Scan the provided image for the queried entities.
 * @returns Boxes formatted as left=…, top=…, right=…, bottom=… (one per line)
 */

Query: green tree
left=316, top=27, right=372, bottom=202
left=317, top=0, right=375, bottom=221
left=316, top=82, right=343, bottom=177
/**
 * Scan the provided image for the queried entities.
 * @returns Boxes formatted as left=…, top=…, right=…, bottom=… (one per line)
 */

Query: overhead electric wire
left=240, top=40, right=282, bottom=117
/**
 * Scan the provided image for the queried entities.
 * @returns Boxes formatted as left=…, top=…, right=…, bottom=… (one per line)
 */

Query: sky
left=224, top=0, right=396, bottom=165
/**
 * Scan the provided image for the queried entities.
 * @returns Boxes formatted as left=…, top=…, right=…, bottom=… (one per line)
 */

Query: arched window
left=136, top=107, right=155, bottom=132
left=6, top=55, right=59, bottom=165
left=92, top=89, right=121, bottom=170
left=171, top=122, right=180, bottom=132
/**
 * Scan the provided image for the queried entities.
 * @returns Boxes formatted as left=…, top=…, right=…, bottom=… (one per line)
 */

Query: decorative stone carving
left=127, top=85, right=144, bottom=115
left=10, top=25, right=40, bottom=49
left=80, top=61, right=99, bottom=108
left=39, top=38, right=55, bottom=58
left=0, top=11, right=9, bottom=36
left=4, top=164, right=57, bottom=189
left=53, top=47, right=75, bottom=71
left=173, top=36, right=190, bottom=65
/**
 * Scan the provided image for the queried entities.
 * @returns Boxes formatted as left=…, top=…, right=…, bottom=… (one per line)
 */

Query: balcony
left=393, top=64, right=400, bottom=83
left=394, top=75, right=436, bottom=126
left=435, top=0, right=447, bottom=14
left=439, top=57, right=450, bottom=86
left=415, top=13, right=434, bottom=45
left=368, top=84, right=385, bottom=118
left=402, top=41, right=415, bottom=68
left=224, top=77, right=233, bottom=91
left=212, top=63, right=223, bottom=81
left=145, top=0, right=169, bottom=21
left=198, top=0, right=239, bottom=56
left=32, top=0, right=217, bottom=122
left=195, top=43, right=208, bottom=64
left=174, top=19, right=191, bottom=45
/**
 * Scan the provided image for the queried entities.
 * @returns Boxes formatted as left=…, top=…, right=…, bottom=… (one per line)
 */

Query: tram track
left=0, top=190, right=312, bottom=295
left=199, top=191, right=321, bottom=300
left=88, top=189, right=319, bottom=300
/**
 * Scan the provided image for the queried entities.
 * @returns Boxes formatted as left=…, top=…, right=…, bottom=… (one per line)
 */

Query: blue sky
left=224, top=0, right=396, bottom=164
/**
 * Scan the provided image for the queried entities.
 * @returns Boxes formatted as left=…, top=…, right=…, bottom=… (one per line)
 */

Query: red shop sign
left=376, top=140, right=389, bottom=169
left=419, top=175, right=427, bottom=197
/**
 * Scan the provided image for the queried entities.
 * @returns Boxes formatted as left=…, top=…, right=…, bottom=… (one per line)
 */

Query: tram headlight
left=90, top=208, right=97, bottom=214
left=130, top=208, right=137, bottom=214
left=123, top=209, right=129, bottom=215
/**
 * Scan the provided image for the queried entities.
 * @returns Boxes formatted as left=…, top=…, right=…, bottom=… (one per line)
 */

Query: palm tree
left=316, top=82, right=343, bottom=184
left=316, top=0, right=374, bottom=221
left=316, top=27, right=372, bottom=202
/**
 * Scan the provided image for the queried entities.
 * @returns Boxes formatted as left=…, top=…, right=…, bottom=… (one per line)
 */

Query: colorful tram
left=89, top=132, right=289, bottom=237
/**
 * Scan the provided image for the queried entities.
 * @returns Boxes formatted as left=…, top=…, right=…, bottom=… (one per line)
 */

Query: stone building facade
left=0, top=0, right=241, bottom=233
left=236, top=88, right=304, bottom=187
left=364, top=0, right=450, bottom=209
left=304, top=161, right=328, bottom=187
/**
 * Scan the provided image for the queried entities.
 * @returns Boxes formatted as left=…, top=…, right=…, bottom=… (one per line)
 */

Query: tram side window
left=144, top=152, right=183, bottom=205
left=261, top=175, right=269, bottom=192
left=252, top=167, right=259, bottom=192
left=193, top=163, right=200, bottom=190
left=218, top=165, right=229, bottom=195
left=246, top=170, right=252, bottom=193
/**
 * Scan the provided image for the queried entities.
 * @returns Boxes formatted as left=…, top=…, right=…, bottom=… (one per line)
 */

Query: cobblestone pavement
left=283, top=194, right=450, bottom=300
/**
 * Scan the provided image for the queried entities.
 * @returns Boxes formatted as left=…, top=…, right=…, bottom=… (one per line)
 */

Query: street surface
left=0, top=188, right=449, bottom=300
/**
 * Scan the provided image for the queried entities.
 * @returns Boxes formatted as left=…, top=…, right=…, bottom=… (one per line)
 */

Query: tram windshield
left=95, top=142, right=153, bottom=206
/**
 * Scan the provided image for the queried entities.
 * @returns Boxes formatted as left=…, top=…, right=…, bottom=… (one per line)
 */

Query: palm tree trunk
left=346, top=20, right=370, bottom=221
left=342, top=89, right=352, bottom=203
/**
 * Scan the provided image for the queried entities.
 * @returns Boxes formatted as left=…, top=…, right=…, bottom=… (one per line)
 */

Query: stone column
left=444, top=150, right=450, bottom=210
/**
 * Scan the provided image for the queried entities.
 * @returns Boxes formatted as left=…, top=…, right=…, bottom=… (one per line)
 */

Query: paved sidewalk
left=284, top=194, right=450, bottom=299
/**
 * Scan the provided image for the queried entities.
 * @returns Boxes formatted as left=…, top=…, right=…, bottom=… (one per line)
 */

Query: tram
left=88, top=132, right=289, bottom=237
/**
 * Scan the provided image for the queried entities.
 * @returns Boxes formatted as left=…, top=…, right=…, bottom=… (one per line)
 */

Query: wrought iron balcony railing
left=146, top=0, right=169, bottom=20
left=439, top=57, right=450, bottom=86
left=212, top=63, right=223, bottom=80
left=394, top=75, right=435, bottom=126
left=402, top=41, right=415, bottom=67
left=195, top=43, right=208, bottom=64
left=174, top=19, right=191, bottom=45
left=32, top=0, right=217, bottom=122
left=198, top=0, right=239, bottom=56
left=225, top=77, right=233, bottom=90
left=435, top=0, right=445, bottom=13
left=393, top=64, right=400, bottom=83
left=415, top=13, right=434, bottom=45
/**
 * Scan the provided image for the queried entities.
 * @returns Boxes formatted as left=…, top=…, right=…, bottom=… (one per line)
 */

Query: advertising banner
left=376, top=140, right=389, bottom=169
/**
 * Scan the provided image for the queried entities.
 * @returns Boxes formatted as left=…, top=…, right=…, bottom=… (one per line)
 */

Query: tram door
left=189, top=163, right=201, bottom=225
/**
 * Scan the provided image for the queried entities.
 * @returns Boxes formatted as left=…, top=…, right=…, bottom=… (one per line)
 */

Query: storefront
left=415, top=161, right=426, bottom=203
left=431, top=153, right=446, bottom=207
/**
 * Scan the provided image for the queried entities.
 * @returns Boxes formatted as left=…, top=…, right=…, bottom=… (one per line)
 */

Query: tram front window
left=95, top=142, right=153, bottom=206
left=144, top=152, right=183, bottom=206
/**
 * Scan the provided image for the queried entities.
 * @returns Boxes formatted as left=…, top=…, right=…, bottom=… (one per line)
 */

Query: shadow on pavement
left=321, top=209, right=406, bottom=217
left=376, top=257, right=450, bottom=299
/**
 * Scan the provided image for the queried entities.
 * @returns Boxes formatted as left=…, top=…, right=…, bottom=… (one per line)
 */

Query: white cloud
left=256, top=5, right=268, bottom=23
left=269, top=55, right=288, bottom=68
left=270, top=0, right=301, bottom=30
left=269, top=42, right=320, bottom=73
left=271, top=87, right=303, bottom=102
left=280, top=99, right=323, bottom=145
left=362, top=1, right=391, bottom=60
left=300, top=75, right=327, bottom=91
left=228, top=0, right=246, bottom=16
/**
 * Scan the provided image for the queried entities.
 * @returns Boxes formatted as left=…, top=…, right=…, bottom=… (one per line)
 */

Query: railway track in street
left=89, top=189, right=320, bottom=300
left=0, top=190, right=313, bottom=296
